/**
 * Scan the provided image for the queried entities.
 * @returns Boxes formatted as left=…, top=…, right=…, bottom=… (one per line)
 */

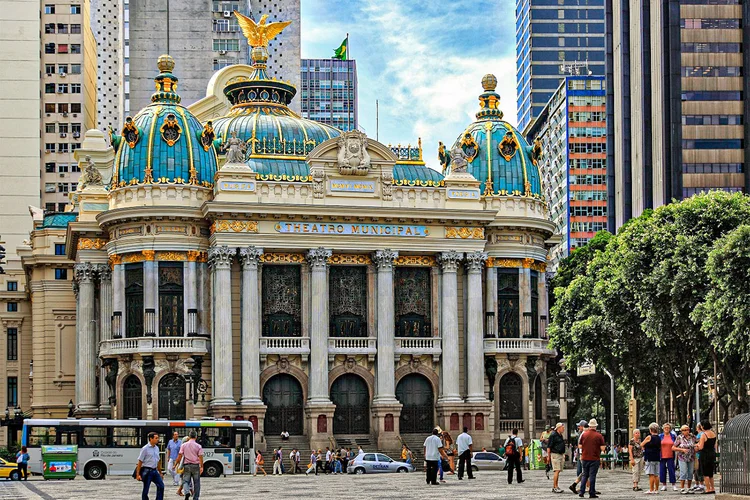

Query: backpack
left=505, top=436, right=518, bottom=457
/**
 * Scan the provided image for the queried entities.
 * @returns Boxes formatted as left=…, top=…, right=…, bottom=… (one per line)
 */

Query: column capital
left=465, top=251, right=488, bottom=273
left=74, top=262, right=97, bottom=283
left=208, top=245, right=235, bottom=269
left=372, top=249, right=399, bottom=270
left=306, top=247, right=332, bottom=269
left=72, top=280, right=79, bottom=299
left=96, top=263, right=113, bottom=282
left=239, top=246, right=264, bottom=270
left=437, top=251, right=464, bottom=273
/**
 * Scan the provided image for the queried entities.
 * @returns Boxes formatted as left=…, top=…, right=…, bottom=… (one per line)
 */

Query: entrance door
left=262, top=374, right=303, bottom=435
left=158, top=373, right=186, bottom=420
left=331, top=374, right=369, bottom=434
left=395, top=374, right=434, bottom=434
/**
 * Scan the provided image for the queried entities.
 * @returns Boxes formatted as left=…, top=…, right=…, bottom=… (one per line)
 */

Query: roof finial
left=477, top=74, right=503, bottom=121
left=157, top=54, right=175, bottom=74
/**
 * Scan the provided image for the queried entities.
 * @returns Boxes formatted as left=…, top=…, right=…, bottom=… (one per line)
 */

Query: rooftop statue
left=221, top=130, right=247, bottom=164
left=449, top=144, right=469, bottom=173
left=79, top=155, right=103, bottom=188
left=234, top=12, right=291, bottom=48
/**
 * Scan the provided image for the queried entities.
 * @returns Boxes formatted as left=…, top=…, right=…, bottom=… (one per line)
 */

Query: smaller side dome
left=111, top=55, right=218, bottom=188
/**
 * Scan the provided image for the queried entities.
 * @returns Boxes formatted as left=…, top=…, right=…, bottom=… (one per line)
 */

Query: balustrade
left=259, top=336, right=310, bottom=362
left=327, top=337, right=377, bottom=362
left=99, top=337, right=208, bottom=356
left=483, top=337, right=555, bottom=355
left=394, top=336, right=442, bottom=362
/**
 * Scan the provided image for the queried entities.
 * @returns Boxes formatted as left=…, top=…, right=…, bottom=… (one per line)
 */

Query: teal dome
left=210, top=46, right=339, bottom=179
left=446, top=74, right=543, bottom=198
left=111, top=55, right=218, bottom=188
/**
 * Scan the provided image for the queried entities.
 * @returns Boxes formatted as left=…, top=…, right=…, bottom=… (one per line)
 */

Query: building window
left=54, top=243, right=66, bottom=255
left=125, top=263, right=144, bottom=337
left=71, top=103, right=81, bottom=113
left=7, top=303, right=18, bottom=313
left=45, top=143, right=55, bottom=153
left=497, top=269, right=520, bottom=338
left=54, top=268, right=68, bottom=280
left=58, top=144, right=69, bottom=154
left=57, top=44, right=68, bottom=54
left=44, top=63, right=55, bottom=73
left=57, top=23, right=68, bottom=34
left=57, top=202, right=66, bottom=212
left=7, top=282, right=17, bottom=292
left=212, top=39, right=240, bottom=51
left=57, top=183, right=69, bottom=193
left=530, top=271, right=539, bottom=338
left=57, top=103, right=68, bottom=114
left=58, top=84, right=68, bottom=94
left=122, top=375, right=142, bottom=419
left=7, top=328, right=17, bottom=361
left=395, top=267, right=431, bottom=337
left=45, top=123, right=55, bottom=133
left=45, top=203, right=55, bottom=212
left=44, top=43, right=55, bottom=54
left=70, top=4, right=81, bottom=14
left=44, top=104, right=55, bottom=114
left=262, top=265, right=302, bottom=337
left=70, top=44, right=81, bottom=54
left=58, top=64, right=68, bottom=75
left=44, top=4, right=55, bottom=14
left=329, top=266, right=368, bottom=337
left=58, top=124, right=68, bottom=134
left=7, top=377, right=17, bottom=407
left=71, top=162, right=80, bottom=173
left=70, top=64, right=81, bottom=74
left=71, top=84, right=81, bottom=94
left=44, top=83, right=55, bottom=94
left=70, top=24, right=81, bottom=34
left=58, top=163, right=68, bottom=172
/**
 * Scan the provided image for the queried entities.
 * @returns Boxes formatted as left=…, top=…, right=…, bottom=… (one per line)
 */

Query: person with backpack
left=549, top=422, right=567, bottom=493
left=503, top=429, right=525, bottom=484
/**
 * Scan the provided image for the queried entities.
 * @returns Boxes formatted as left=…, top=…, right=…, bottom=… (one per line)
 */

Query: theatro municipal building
left=11, top=19, right=563, bottom=451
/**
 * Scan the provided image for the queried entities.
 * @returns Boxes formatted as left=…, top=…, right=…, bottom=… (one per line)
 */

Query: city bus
left=22, top=418, right=255, bottom=480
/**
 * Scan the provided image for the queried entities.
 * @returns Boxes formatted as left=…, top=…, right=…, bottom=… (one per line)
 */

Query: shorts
left=679, top=460, right=694, bottom=481
left=551, top=453, right=564, bottom=471
left=644, top=461, right=659, bottom=476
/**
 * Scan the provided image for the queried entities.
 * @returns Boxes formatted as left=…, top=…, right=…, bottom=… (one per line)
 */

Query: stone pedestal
left=443, top=171, right=482, bottom=209
left=305, top=403, right=337, bottom=452
left=461, top=401, right=494, bottom=449
left=213, top=163, right=259, bottom=203
left=371, top=402, right=403, bottom=450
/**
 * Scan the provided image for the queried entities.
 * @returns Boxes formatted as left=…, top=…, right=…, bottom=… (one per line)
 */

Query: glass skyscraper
left=516, top=0, right=605, bottom=131
left=300, top=58, right=358, bottom=132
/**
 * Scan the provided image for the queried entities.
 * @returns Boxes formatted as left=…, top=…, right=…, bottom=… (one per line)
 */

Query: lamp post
left=183, top=357, right=208, bottom=405
left=1, top=405, right=26, bottom=446
left=67, top=399, right=75, bottom=418
left=693, top=363, right=701, bottom=427
left=603, top=367, right=615, bottom=450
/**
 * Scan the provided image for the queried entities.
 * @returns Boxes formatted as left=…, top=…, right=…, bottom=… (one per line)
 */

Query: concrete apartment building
left=41, top=0, right=97, bottom=213
left=300, top=58, right=358, bottom=131
left=606, top=0, right=750, bottom=230
left=516, top=0, right=605, bottom=131
left=526, top=75, right=607, bottom=271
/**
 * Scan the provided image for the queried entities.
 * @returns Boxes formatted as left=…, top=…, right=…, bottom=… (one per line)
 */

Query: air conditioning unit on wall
left=223, top=10, right=231, bottom=17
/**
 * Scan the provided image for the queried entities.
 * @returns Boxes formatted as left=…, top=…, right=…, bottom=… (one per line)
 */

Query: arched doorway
left=262, top=374, right=303, bottom=435
left=395, top=374, right=434, bottom=434
left=158, top=373, right=186, bottom=420
left=331, top=374, right=369, bottom=434
left=123, top=375, right=142, bottom=419
left=498, top=372, right=523, bottom=420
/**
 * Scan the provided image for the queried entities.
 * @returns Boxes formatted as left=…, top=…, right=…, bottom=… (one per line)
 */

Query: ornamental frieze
left=156, top=251, right=186, bottom=262
left=77, top=238, right=108, bottom=250
left=328, top=254, right=372, bottom=265
left=261, top=253, right=306, bottom=264
left=210, top=220, right=259, bottom=234
left=156, top=225, right=187, bottom=235
left=394, top=255, right=437, bottom=267
left=445, top=227, right=485, bottom=239
left=485, top=257, right=546, bottom=272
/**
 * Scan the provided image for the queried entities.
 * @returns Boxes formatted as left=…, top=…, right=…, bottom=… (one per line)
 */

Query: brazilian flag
left=333, top=37, right=348, bottom=60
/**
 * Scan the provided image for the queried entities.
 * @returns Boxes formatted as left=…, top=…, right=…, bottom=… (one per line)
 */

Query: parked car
left=346, top=453, right=415, bottom=474
left=471, top=451, right=505, bottom=471
left=0, top=458, right=20, bottom=480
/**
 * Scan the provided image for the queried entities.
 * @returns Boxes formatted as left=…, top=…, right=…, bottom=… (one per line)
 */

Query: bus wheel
left=203, top=462, right=222, bottom=478
left=84, top=463, right=106, bottom=480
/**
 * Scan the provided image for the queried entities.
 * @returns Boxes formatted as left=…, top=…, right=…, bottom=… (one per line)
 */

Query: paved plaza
left=0, top=469, right=718, bottom=500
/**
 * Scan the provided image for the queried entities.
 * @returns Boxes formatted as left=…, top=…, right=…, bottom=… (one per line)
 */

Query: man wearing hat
left=578, top=418, right=606, bottom=498
left=569, top=420, right=589, bottom=494
left=548, top=422, right=567, bottom=493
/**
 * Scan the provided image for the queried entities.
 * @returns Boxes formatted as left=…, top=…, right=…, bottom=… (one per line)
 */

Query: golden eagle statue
left=234, top=12, right=291, bottom=47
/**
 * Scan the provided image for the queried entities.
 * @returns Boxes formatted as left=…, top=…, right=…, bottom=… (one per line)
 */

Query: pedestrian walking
left=693, top=424, right=705, bottom=492
left=316, top=449, right=325, bottom=474
left=673, top=424, right=696, bottom=493
left=305, top=449, right=318, bottom=475
left=324, top=447, right=331, bottom=474
left=641, top=422, right=663, bottom=494
left=549, top=422, right=567, bottom=493
left=176, top=430, right=204, bottom=500
left=278, top=446, right=285, bottom=474
left=629, top=428, right=644, bottom=491
left=272, top=448, right=282, bottom=475
left=569, top=420, right=589, bottom=494
left=295, top=448, right=302, bottom=474
left=578, top=418, right=605, bottom=499
left=333, top=448, right=342, bottom=474
left=424, top=428, right=446, bottom=486
left=503, top=428, right=524, bottom=484
left=135, top=431, right=165, bottom=500
left=695, top=421, right=717, bottom=494
left=15, top=446, right=29, bottom=481
left=659, top=423, right=678, bottom=491
left=254, top=451, right=266, bottom=476
left=401, top=444, right=410, bottom=463
left=541, top=425, right=553, bottom=479
left=456, top=426, right=474, bottom=480
left=166, top=432, right=182, bottom=486
left=289, top=448, right=297, bottom=474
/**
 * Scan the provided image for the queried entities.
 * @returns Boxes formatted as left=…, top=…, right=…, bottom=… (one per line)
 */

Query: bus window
left=57, top=427, right=79, bottom=445
left=82, top=427, right=108, bottom=447
left=201, top=427, right=231, bottom=448
left=28, top=426, right=56, bottom=446
left=234, top=429, right=253, bottom=450
left=112, top=426, right=139, bottom=448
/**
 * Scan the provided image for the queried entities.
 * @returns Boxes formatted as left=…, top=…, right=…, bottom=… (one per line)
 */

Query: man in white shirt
left=424, top=428, right=446, bottom=486
left=456, top=426, right=475, bottom=480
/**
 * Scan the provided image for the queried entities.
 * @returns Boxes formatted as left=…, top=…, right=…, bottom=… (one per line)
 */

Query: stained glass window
left=158, top=262, right=184, bottom=337
left=262, top=265, right=301, bottom=337
left=124, top=263, right=143, bottom=338
left=497, top=269, right=520, bottom=338
left=329, top=266, right=368, bottom=337
left=531, top=271, right=539, bottom=338
left=395, top=267, right=431, bottom=337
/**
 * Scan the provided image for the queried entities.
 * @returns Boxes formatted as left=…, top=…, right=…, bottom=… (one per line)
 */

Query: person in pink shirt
left=659, top=423, right=677, bottom=491
left=176, top=430, right=204, bottom=500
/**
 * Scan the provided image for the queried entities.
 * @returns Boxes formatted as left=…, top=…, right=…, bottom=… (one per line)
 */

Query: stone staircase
left=332, top=435, right=373, bottom=452
left=264, top=435, right=310, bottom=470
left=382, top=434, right=426, bottom=471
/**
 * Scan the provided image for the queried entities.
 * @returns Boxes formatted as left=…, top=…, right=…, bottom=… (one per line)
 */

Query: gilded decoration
left=160, top=113, right=182, bottom=146
left=156, top=251, right=187, bottom=262
left=156, top=225, right=186, bottom=235
left=122, top=116, right=139, bottom=148
left=186, top=250, right=207, bottom=262
left=210, top=220, right=259, bottom=234
left=460, top=132, right=479, bottom=162
left=109, top=254, right=123, bottom=267
left=328, top=254, right=372, bottom=265
left=498, top=131, right=519, bottom=161
left=234, top=12, right=291, bottom=48
left=394, top=255, right=436, bottom=267
left=532, top=137, right=543, bottom=166
left=487, top=258, right=522, bottom=268
left=77, top=238, right=107, bottom=250
left=200, top=121, right=215, bottom=152
left=261, top=253, right=306, bottom=264
left=445, top=227, right=485, bottom=239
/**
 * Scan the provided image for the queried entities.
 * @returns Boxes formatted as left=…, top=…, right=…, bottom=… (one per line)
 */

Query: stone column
left=98, top=265, right=113, bottom=410
left=372, top=249, right=399, bottom=403
left=197, top=258, right=210, bottom=336
left=143, top=251, right=158, bottom=335
left=538, top=270, right=548, bottom=337
left=112, top=257, right=124, bottom=336
left=437, top=251, right=463, bottom=403
left=519, top=267, right=531, bottom=336
left=185, top=252, right=199, bottom=336
left=239, top=246, right=264, bottom=406
left=465, top=251, right=488, bottom=402
left=74, top=263, right=98, bottom=411
left=209, top=246, right=236, bottom=407
left=306, top=247, right=332, bottom=404
left=485, top=265, right=497, bottom=336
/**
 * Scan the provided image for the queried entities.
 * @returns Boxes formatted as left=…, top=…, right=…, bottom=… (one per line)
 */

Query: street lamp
left=183, top=357, right=208, bottom=404
left=693, top=363, right=701, bottom=427
left=602, top=368, right=615, bottom=450
left=67, top=399, right=75, bottom=418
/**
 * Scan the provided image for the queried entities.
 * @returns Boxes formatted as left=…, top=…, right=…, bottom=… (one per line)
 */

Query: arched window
left=158, top=373, right=186, bottom=420
left=499, top=372, right=523, bottom=420
left=123, top=375, right=142, bottom=419
left=125, top=264, right=143, bottom=337
left=498, top=269, right=520, bottom=338
left=331, top=374, right=369, bottom=434
left=158, top=262, right=183, bottom=336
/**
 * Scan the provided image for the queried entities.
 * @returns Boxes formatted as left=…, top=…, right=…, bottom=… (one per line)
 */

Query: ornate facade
left=17, top=17, right=560, bottom=452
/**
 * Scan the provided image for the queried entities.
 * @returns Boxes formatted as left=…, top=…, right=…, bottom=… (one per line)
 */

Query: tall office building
left=300, top=58, right=358, bottom=131
left=526, top=75, right=608, bottom=270
left=606, top=0, right=749, bottom=230
left=41, top=0, right=98, bottom=213
left=516, top=0, right=605, bottom=131
left=91, top=0, right=126, bottom=128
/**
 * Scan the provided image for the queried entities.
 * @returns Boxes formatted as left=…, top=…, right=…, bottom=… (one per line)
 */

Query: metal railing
left=720, top=413, right=750, bottom=495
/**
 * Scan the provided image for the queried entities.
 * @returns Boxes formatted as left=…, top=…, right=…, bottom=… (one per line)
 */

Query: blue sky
left=300, top=0, right=518, bottom=170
